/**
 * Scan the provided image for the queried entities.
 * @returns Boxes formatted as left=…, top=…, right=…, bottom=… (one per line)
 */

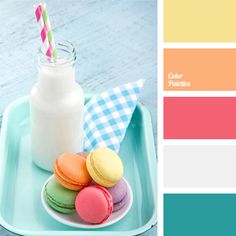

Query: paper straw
left=41, top=3, right=57, bottom=59
left=34, top=3, right=57, bottom=59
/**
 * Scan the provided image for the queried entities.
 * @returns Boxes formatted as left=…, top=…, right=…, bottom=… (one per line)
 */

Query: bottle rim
left=38, top=40, right=76, bottom=67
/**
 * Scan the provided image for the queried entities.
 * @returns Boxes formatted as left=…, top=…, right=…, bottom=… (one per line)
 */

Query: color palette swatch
left=164, top=49, right=236, bottom=91
left=164, top=97, right=236, bottom=139
left=164, top=194, right=236, bottom=236
left=164, top=145, right=236, bottom=188
left=164, top=0, right=236, bottom=42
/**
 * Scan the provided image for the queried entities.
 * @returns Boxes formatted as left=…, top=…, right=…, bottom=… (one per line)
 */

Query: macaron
left=107, top=178, right=128, bottom=212
left=54, top=153, right=92, bottom=191
left=75, top=185, right=113, bottom=224
left=44, top=177, right=78, bottom=214
left=86, top=147, right=123, bottom=187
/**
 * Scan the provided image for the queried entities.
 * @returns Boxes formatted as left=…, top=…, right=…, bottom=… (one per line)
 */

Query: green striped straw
left=42, top=3, right=57, bottom=59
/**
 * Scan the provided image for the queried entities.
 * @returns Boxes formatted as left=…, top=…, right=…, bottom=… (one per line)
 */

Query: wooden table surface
left=0, top=0, right=157, bottom=235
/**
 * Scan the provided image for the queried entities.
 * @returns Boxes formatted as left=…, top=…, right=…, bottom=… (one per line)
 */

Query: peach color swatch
left=164, top=49, right=236, bottom=91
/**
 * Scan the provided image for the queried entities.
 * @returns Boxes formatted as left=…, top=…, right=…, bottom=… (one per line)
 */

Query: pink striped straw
left=34, top=3, right=56, bottom=59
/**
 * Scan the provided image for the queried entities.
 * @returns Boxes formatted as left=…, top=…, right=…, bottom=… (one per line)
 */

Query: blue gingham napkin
left=83, top=79, right=145, bottom=153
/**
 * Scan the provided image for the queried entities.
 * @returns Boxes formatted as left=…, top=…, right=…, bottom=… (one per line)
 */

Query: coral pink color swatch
left=164, top=97, right=236, bottom=139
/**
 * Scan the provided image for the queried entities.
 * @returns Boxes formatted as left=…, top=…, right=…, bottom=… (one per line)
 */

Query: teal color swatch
left=165, top=194, right=236, bottom=236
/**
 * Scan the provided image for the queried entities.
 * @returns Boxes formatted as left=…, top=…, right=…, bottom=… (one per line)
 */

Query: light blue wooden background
left=0, top=0, right=157, bottom=235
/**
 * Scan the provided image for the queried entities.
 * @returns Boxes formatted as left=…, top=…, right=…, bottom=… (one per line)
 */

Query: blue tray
left=0, top=96, right=157, bottom=236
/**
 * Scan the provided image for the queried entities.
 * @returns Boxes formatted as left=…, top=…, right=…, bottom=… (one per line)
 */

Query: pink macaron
left=75, top=185, right=113, bottom=224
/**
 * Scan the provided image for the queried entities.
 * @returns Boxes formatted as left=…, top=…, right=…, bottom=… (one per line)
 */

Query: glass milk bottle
left=30, top=41, right=84, bottom=172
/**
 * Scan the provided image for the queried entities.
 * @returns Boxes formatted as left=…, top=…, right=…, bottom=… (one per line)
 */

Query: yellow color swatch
left=164, top=0, right=236, bottom=42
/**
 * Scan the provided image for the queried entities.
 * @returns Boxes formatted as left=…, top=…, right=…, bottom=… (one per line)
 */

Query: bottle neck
left=37, top=40, right=77, bottom=98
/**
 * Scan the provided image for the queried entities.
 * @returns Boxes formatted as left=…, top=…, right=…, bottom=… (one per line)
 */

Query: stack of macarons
left=44, top=147, right=129, bottom=224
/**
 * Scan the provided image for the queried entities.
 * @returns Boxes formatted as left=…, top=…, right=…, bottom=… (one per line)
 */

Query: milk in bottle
left=30, top=41, right=84, bottom=171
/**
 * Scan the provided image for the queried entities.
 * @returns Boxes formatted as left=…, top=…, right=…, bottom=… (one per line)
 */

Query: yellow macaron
left=86, top=147, right=123, bottom=187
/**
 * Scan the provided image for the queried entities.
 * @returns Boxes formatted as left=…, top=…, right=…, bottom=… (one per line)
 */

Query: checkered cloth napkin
left=83, top=79, right=145, bottom=153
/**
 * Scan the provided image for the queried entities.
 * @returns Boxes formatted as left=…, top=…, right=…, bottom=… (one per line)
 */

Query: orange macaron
left=54, top=153, right=92, bottom=191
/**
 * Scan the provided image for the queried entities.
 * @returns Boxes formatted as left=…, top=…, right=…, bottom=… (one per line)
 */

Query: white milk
left=30, top=41, right=84, bottom=172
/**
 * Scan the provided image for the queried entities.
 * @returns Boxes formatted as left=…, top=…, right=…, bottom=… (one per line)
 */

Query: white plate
left=41, top=175, right=133, bottom=229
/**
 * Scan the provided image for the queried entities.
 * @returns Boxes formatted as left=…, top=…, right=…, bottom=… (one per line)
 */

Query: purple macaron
left=106, top=178, right=128, bottom=212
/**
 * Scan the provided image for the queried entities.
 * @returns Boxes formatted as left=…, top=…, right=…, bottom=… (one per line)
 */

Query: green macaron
left=44, top=177, right=78, bottom=214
